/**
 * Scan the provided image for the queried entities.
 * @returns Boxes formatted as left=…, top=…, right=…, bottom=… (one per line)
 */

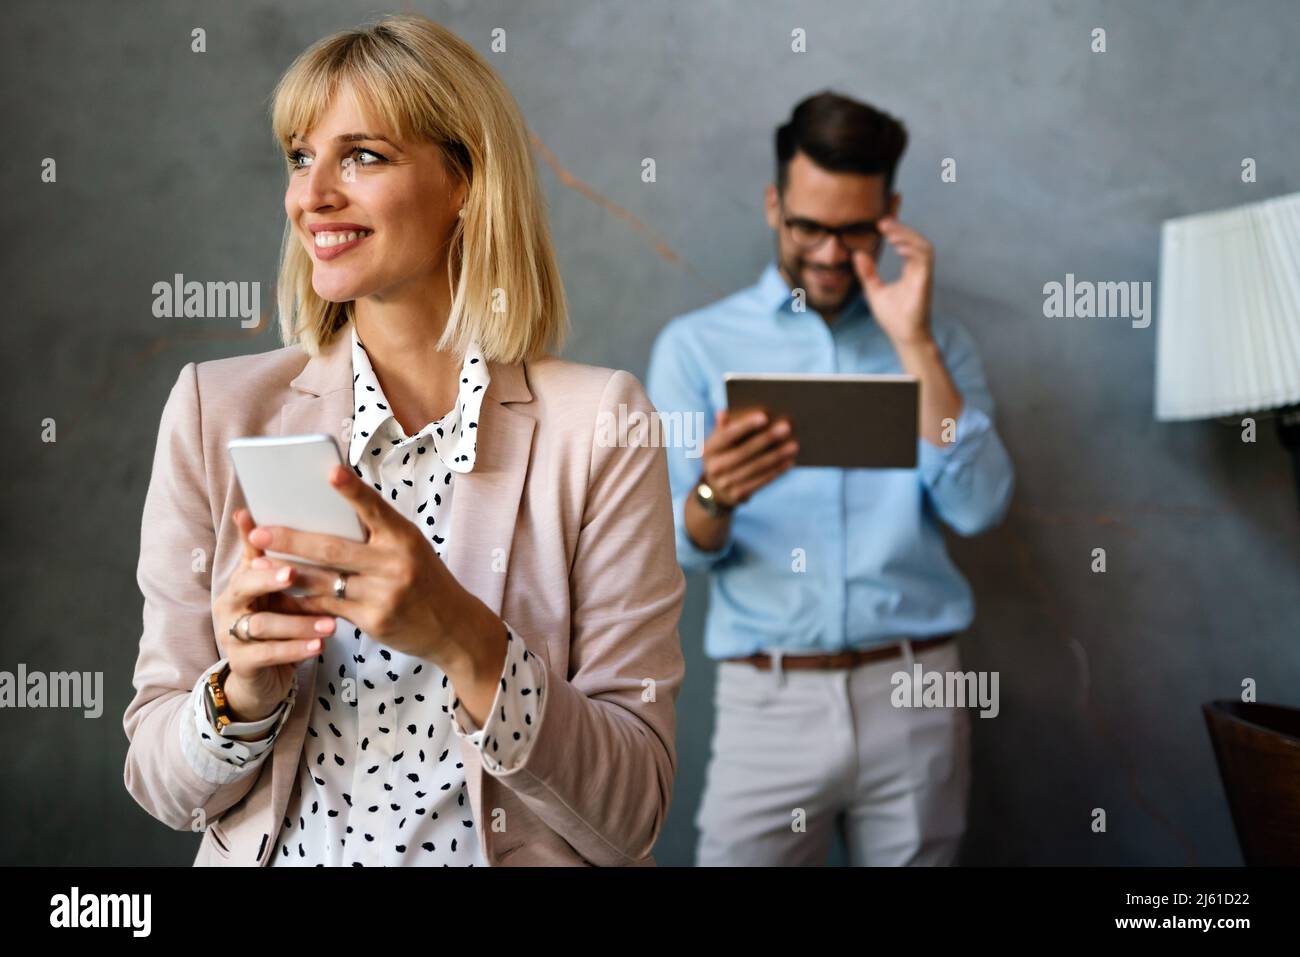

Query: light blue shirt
left=645, top=260, right=1015, bottom=659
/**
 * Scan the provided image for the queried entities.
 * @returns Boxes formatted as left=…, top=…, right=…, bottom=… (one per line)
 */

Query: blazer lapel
left=259, top=330, right=536, bottom=864
left=442, top=358, right=535, bottom=861
left=441, top=360, right=535, bottom=619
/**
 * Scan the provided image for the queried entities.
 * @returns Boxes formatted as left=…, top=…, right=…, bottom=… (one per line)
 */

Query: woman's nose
left=299, top=161, right=347, bottom=210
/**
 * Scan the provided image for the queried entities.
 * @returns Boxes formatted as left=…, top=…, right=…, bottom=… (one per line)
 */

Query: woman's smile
left=308, top=222, right=374, bottom=261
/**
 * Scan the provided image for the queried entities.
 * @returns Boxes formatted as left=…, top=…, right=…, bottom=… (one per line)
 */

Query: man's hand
left=852, top=218, right=965, bottom=446
left=853, top=216, right=935, bottom=348
left=701, top=409, right=799, bottom=509
left=683, top=409, right=798, bottom=553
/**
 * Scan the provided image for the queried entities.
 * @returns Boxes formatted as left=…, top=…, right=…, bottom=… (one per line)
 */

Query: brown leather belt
left=724, top=633, right=956, bottom=671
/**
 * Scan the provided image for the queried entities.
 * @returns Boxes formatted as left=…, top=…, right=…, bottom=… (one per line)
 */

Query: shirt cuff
left=917, top=403, right=993, bottom=488
left=178, top=659, right=297, bottom=786
left=449, top=622, right=547, bottom=774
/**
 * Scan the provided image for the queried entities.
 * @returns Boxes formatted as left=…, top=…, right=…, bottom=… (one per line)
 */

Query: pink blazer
left=123, top=330, right=686, bottom=866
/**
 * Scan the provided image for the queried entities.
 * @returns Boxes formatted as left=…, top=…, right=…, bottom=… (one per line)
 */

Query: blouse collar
left=347, top=323, right=490, bottom=474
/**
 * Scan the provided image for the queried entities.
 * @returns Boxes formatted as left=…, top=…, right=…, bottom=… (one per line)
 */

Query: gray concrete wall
left=2, top=0, right=1296, bottom=865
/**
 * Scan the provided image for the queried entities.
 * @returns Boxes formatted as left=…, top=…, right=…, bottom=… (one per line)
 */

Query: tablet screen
left=724, top=373, right=918, bottom=469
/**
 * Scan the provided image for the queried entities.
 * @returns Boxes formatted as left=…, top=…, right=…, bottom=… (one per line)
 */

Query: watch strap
left=204, top=663, right=286, bottom=737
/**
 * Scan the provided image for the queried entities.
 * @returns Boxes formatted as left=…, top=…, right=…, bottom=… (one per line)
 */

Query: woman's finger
left=261, top=559, right=378, bottom=602
left=278, top=589, right=369, bottom=631
left=225, top=563, right=302, bottom=607
left=228, top=632, right=326, bottom=671
left=248, top=525, right=376, bottom=576
left=260, top=589, right=312, bottom=616
left=235, top=508, right=265, bottom=564
left=225, top=609, right=337, bottom=643
left=325, top=463, right=398, bottom=539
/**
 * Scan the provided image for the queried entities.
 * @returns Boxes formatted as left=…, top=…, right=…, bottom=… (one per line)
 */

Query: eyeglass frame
left=779, top=204, right=885, bottom=253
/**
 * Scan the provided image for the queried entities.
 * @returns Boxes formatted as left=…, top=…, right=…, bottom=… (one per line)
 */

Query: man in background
left=647, top=91, right=1014, bottom=866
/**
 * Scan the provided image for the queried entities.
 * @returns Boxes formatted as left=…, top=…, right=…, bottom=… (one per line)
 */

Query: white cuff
left=449, top=623, right=548, bottom=773
left=178, top=659, right=297, bottom=786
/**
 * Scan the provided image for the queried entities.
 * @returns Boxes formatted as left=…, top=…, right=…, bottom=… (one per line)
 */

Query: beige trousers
left=695, top=638, right=972, bottom=866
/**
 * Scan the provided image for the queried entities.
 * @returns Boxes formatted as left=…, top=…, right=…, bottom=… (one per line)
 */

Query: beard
left=781, top=253, right=863, bottom=316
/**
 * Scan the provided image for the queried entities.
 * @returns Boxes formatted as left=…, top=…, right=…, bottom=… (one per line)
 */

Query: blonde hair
left=269, top=13, right=568, bottom=363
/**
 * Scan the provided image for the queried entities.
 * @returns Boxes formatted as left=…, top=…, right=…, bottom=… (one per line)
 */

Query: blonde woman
left=123, top=14, right=685, bottom=867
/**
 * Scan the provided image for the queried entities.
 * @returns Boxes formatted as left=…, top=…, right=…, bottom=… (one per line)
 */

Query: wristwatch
left=203, top=663, right=283, bottom=738
left=693, top=479, right=734, bottom=519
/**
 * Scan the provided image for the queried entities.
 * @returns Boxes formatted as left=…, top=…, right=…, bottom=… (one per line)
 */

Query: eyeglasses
left=782, top=212, right=883, bottom=253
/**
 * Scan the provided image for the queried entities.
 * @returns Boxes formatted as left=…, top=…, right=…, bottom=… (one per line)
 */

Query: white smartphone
left=227, top=433, right=367, bottom=596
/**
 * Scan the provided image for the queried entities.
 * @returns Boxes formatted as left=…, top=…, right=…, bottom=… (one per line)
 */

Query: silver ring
left=229, top=613, right=254, bottom=643
left=333, top=572, right=349, bottom=599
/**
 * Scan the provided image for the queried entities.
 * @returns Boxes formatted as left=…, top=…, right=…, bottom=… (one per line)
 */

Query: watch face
left=204, top=678, right=231, bottom=733
left=697, top=482, right=724, bottom=515
left=203, top=687, right=220, bottom=726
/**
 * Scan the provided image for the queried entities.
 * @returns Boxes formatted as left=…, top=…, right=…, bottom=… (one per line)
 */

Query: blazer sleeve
left=483, top=369, right=687, bottom=865
left=122, top=362, right=263, bottom=831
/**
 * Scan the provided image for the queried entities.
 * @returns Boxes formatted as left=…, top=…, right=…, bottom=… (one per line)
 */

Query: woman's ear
left=441, top=146, right=468, bottom=214
left=450, top=161, right=469, bottom=214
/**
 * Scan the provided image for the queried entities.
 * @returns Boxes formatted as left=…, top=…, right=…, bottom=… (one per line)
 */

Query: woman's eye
left=285, top=147, right=385, bottom=171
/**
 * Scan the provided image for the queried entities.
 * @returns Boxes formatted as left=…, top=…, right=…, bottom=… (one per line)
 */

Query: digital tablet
left=724, top=373, right=919, bottom=469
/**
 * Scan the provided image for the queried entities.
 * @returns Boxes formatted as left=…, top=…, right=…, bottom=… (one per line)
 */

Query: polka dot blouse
left=180, top=323, right=548, bottom=866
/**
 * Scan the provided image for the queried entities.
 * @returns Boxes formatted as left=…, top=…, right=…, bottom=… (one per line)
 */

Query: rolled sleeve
left=916, top=320, right=1015, bottom=536
left=179, top=658, right=296, bottom=786
left=918, top=403, right=993, bottom=487
left=647, top=320, right=733, bottom=573
left=449, top=623, right=547, bottom=774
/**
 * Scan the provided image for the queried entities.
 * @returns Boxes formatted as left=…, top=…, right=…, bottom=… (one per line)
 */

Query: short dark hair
left=775, top=91, right=908, bottom=198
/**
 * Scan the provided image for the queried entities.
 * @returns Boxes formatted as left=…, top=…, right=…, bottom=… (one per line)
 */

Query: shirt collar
left=755, top=259, right=872, bottom=324
left=348, top=323, right=490, bottom=474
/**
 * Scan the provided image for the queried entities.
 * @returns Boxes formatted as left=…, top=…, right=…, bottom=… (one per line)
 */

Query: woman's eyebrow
left=291, top=132, right=401, bottom=149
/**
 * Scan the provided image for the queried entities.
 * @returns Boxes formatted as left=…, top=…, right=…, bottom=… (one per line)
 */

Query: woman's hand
left=246, top=464, right=505, bottom=683
left=213, top=508, right=338, bottom=722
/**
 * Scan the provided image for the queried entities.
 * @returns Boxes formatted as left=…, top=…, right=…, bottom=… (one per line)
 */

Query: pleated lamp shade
left=1155, top=190, right=1300, bottom=421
